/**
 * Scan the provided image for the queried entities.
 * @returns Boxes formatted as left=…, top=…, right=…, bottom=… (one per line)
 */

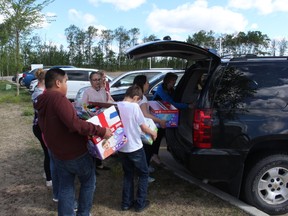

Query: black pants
left=152, top=128, right=165, bottom=155
left=32, top=124, right=51, bottom=181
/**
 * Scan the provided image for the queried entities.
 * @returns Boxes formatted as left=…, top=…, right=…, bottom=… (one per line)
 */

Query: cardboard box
left=86, top=106, right=127, bottom=160
left=148, top=101, right=179, bottom=127
left=139, top=118, right=158, bottom=145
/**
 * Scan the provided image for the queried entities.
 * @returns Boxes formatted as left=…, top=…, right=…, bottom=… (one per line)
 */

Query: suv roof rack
left=230, top=55, right=288, bottom=62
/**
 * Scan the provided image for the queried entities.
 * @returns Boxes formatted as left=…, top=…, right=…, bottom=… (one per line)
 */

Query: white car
left=74, top=68, right=184, bottom=103
left=29, top=68, right=113, bottom=100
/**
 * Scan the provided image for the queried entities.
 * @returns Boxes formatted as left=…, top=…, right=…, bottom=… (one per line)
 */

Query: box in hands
left=87, top=105, right=127, bottom=160
left=139, top=118, right=158, bottom=145
left=148, top=101, right=179, bottom=127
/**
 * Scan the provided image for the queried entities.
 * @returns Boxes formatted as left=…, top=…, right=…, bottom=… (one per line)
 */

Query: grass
left=0, top=80, right=32, bottom=104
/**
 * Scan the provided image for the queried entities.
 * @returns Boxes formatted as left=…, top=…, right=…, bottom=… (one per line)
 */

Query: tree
left=187, top=30, right=215, bottom=48
left=0, top=0, right=54, bottom=95
left=279, top=38, right=288, bottom=56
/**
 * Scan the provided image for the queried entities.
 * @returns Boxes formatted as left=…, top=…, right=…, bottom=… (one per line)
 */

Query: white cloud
left=146, top=1, right=248, bottom=35
left=250, top=23, right=258, bottom=30
left=88, top=0, right=146, bottom=11
left=67, top=9, right=109, bottom=33
left=0, top=14, right=4, bottom=24
left=228, top=0, right=288, bottom=14
left=68, top=9, right=97, bottom=27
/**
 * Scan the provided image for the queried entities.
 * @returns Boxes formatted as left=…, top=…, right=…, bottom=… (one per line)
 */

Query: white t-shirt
left=138, top=95, right=148, bottom=109
left=82, top=87, right=108, bottom=104
left=117, top=101, right=145, bottom=153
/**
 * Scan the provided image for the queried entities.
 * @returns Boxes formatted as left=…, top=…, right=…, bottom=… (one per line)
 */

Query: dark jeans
left=152, top=128, right=165, bottom=155
left=32, top=124, right=51, bottom=181
left=54, top=152, right=96, bottom=216
left=119, top=148, right=149, bottom=209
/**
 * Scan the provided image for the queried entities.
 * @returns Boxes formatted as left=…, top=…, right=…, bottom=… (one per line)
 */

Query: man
left=34, top=68, right=112, bottom=216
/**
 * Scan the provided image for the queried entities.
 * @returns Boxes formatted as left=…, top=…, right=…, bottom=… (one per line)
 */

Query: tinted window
left=66, top=70, right=90, bottom=81
left=213, top=61, right=288, bottom=110
left=112, top=72, right=161, bottom=88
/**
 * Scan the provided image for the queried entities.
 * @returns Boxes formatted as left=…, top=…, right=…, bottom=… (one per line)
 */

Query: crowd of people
left=31, top=68, right=192, bottom=215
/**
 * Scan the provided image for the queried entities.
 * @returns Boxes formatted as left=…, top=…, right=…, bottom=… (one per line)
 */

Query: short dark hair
left=45, top=68, right=66, bottom=89
left=133, top=75, right=147, bottom=92
left=89, top=71, right=101, bottom=80
left=163, top=72, right=178, bottom=85
left=125, top=85, right=143, bottom=100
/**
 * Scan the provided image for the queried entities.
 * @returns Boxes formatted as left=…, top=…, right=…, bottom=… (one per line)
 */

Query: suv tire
left=244, top=154, right=288, bottom=215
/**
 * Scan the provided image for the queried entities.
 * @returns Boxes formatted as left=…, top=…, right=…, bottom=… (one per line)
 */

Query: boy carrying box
left=117, top=85, right=157, bottom=212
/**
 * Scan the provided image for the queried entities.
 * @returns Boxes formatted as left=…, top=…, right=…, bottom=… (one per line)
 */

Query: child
left=117, top=85, right=157, bottom=212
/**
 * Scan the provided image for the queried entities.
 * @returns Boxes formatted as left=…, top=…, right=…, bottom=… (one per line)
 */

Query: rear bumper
left=166, top=128, right=244, bottom=182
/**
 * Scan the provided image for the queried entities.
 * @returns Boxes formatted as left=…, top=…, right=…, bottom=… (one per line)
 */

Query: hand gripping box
left=86, top=105, right=127, bottom=160
left=139, top=118, right=158, bottom=145
left=148, top=101, right=179, bottom=128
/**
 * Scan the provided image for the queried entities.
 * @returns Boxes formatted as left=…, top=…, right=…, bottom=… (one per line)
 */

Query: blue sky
left=2, top=0, right=288, bottom=47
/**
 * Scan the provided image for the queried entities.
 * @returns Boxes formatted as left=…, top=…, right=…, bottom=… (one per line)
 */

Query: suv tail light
left=193, top=109, right=212, bottom=148
left=23, top=73, right=26, bottom=78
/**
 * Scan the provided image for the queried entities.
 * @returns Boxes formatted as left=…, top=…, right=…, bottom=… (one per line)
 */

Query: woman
left=133, top=75, right=166, bottom=183
left=152, top=72, right=192, bottom=164
left=82, top=71, right=113, bottom=173
left=31, top=69, right=52, bottom=186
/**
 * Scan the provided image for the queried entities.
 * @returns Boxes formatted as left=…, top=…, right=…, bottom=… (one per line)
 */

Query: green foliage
left=0, top=81, right=31, bottom=103
left=22, top=107, right=34, bottom=116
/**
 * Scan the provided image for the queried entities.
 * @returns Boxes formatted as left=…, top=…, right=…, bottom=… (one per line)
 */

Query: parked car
left=74, top=69, right=184, bottom=105
left=29, top=68, right=113, bottom=101
left=23, top=65, right=75, bottom=89
left=126, top=40, right=288, bottom=215
left=12, top=72, right=27, bottom=86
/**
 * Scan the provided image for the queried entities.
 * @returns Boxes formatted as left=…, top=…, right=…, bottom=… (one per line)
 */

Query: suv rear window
left=212, top=61, right=288, bottom=110
left=66, top=70, right=90, bottom=81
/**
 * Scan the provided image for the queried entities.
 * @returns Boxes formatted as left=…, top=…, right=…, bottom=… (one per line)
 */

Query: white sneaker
left=148, top=176, right=155, bottom=183
left=46, top=180, right=52, bottom=187
left=148, top=166, right=155, bottom=173
left=52, top=198, right=58, bottom=202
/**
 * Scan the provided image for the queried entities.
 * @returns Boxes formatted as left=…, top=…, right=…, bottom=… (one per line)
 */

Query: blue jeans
left=53, top=152, right=96, bottom=216
left=119, top=148, right=149, bottom=209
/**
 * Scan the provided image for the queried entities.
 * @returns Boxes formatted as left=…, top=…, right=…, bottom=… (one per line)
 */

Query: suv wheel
left=244, top=154, right=288, bottom=215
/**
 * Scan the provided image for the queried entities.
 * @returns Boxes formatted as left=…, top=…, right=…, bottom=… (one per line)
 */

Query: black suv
left=126, top=40, right=288, bottom=215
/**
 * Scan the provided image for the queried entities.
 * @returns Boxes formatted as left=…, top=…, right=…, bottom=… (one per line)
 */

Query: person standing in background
left=82, top=71, right=113, bottom=173
left=31, top=68, right=52, bottom=187
left=152, top=72, right=192, bottom=165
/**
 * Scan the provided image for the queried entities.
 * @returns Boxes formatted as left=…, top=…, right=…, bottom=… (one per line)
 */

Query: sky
left=2, top=0, right=288, bottom=48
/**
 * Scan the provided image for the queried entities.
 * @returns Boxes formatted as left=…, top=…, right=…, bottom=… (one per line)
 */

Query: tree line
left=1, top=0, right=288, bottom=77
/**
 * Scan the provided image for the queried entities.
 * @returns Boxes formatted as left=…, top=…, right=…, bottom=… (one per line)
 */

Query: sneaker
left=46, top=180, right=52, bottom=187
left=148, top=166, right=155, bottom=173
left=135, top=200, right=150, bottom=212
left=148, top=176, right=155, bottom=183
left=52, top=198, right=58, bottom=202
left=74, top=200, right=78, bottom=212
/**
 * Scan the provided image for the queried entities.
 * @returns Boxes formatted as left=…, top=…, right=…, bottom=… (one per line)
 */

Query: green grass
left=0, top=81, right=32, bottom=103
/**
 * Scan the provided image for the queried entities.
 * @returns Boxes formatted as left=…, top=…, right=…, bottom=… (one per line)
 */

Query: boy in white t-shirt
left=117, top=85, right=157, bottom=212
